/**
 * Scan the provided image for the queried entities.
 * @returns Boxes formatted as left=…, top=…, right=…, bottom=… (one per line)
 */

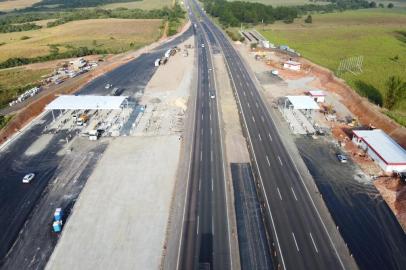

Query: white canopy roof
left=286, top=96, right=320, bottom=110
left=45, top=95, right=128, bottom=110
left=353, top=129, right=406, bottom=165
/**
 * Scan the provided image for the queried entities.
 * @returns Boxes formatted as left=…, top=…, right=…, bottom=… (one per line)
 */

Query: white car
left=105, top=83, right=112, bottom=89
left=201, top=44, right=205, bottom=48
left=210, top=93, right=216, bottom=99
left=22, top=173, right=35, bottom=183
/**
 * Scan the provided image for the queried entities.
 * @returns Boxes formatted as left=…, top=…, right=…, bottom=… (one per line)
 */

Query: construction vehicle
left=88, top=130, right=100, bottom=141
left=77, top=114, right=89, bottom=126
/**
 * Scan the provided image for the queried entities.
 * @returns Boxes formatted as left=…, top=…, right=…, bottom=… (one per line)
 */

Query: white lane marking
left=266, top=155, right=270, bottom=166
left=200, top=151, right=203, bottom=161
left=292, top=232, right=300, bottom=252
left=211, top=177, right=214, bottom=191
left=211, top=150, right=213, bottom=162
left=247, top=103, right=250, bottom=108
left=252, top=116, right=255, bottom=123
left=210, top=127, right=213, bottom=135
left=250, top=91, right=254, bottom=97
left=197, top=216, right=199, bottom=235
left=201, top=128, right=203, bottom=136
left=278, top=155, right=283, bottom=166
left=268, top=133, right=273, bottom=141
left=209, top=113, right=212, bottom=121
left=258, top=134, right=262, bottom=141
left=199, top=178, right=201, bottom=191
left=256, top=102, right=259, bottom=108
left=243, top=91, right=246, bottom=96
left=277, top=187, right=282, bottom=200
left=310, top=233, right=319, bottom=253
left=239, top=81, right=243, bottom=87
left=218, top=29, right=285, bottom=270
left=291, top=187, right=298, bottom=201
left=201, top=113, right=204, bottom=120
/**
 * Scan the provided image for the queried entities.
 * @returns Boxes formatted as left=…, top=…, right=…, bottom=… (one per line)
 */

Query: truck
left=52, top=208, right=63, bottom=233
left=76, top=114, right=89, bottom=126
left=88, top=130, right=100, bottom=141
left=111, top=87, right=121, bottom=96
left=164, top=49, right=171, bottom=58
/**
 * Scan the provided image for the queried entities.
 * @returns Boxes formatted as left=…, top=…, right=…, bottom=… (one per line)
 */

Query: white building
left=283, top=60, right=301, bottom=71
left=308, top=90, right=326, bottom=103
left=352, top=129, right=406, bottom=173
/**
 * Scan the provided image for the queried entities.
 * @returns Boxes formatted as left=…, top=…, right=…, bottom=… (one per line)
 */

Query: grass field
left=101, top=0, right=173, bottom=10
left=259, top=9, right=406, bottom=125
left=0, top=18, right=163, bottom=62
left=0, top=0, right=40, bottom=12
left=0, top=67, right=52, bottom=108
left=228, top=0, right=318, bottom=6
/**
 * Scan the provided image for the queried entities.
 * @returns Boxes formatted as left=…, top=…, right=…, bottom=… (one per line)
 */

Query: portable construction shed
left=352, top=129, right=406, bottom=173
left=308, top=90, right=326, bottom=103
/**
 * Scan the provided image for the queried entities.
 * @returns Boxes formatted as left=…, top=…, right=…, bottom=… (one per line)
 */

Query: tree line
left=202, top=0, right=380, bottom=27
left=0, top=4, right=185, bottom=32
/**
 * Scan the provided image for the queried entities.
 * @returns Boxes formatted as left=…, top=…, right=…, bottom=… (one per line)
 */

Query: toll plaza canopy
left=45, top=95, right=128, bottom=110
left=286, top=95, right=320, bottom=110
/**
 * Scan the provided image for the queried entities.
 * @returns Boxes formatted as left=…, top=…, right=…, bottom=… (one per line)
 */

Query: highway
left=189, top=0, right=354, bottom=269
left=177, top=4, right=231, bottom=270
left=0, top=30, right=192, bottom=267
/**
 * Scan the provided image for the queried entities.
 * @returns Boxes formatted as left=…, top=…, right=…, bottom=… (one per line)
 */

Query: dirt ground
left=239, top=45, right=406, bottom=148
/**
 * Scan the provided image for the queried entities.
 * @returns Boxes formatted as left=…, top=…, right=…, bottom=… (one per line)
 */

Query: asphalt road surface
left=0, top=29, right=192, bottom=267
left=177, top=4, right=231, bottom=270
left=190, top=0, right=355, bottom=269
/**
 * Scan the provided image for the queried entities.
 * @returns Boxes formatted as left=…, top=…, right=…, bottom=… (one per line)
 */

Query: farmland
left=259, top=9, right=406, bottom=125
left=0, top=0, right=41, bottom=12
left=102, top=0, right=173, bottom=10
left=0, top=18, right=163, bottom=62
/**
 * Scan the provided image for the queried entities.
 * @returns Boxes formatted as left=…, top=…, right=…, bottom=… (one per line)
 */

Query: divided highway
left=177, top=4, right=231, bottom=270
left=189, top=0, right=354, bottom=269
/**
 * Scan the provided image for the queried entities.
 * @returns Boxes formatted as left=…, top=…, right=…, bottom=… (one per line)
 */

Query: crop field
left=0, top=67, right=52, bottom=108
left=0, top=0, right=41, bottom=12
left=102, top=0, right=173, bottom=10
left=0, top=18, right=163, bottom=62
left=259, top=9, right=406, bottom=125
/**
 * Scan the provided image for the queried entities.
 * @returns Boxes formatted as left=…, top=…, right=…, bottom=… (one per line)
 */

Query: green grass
left=259, top=9, right=406, bottom=125
left=228, top=0, right=318, bottom=6
left=0, top=67, right=52, bottom=108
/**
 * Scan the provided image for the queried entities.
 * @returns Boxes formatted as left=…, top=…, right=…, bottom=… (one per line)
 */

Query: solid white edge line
left=198, top=9, right=234, bottom=270
left=216, top=29, right=287, bottom=270
left=291, top=186, right=298, bottom=201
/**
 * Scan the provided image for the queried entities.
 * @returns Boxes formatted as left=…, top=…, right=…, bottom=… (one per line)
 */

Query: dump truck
left=53, top=208, right=63, bottom=233
left=77, top=114, right=89, bottom=126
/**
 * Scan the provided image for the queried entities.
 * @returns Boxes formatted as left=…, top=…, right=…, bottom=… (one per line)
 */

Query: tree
left=304, top=14, right=312, bottom=23
left=378, top=3, right=384, bottom=8
left=384, top=76, right=406, bottom=109
left=369, top=1, right=376, bottom=8
left=387, top=3, right=394, bottom=8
